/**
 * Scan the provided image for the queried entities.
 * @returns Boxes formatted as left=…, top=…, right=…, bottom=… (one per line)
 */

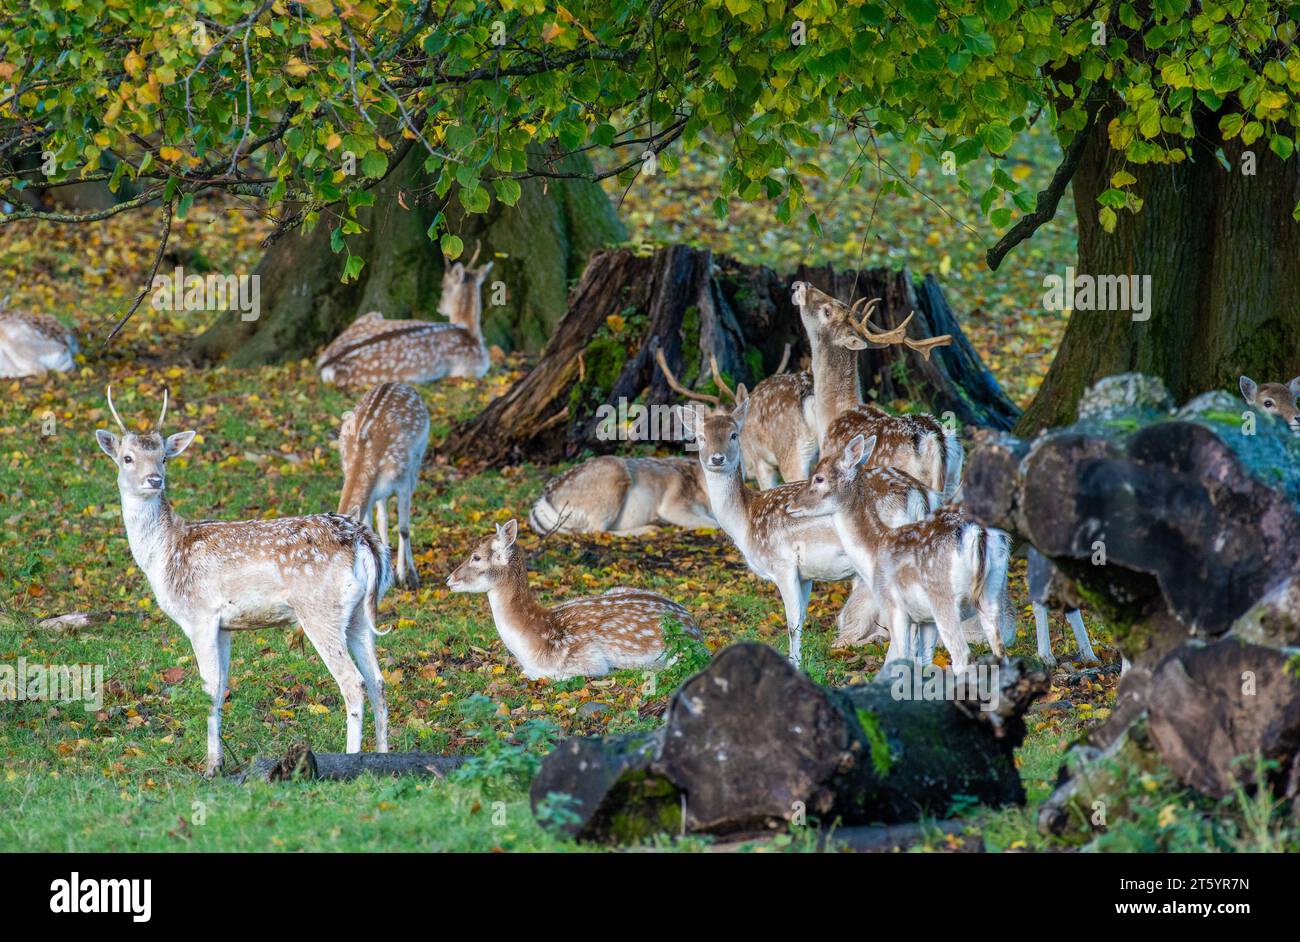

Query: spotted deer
left=337, top=383, right=430, bottom=588
left=529, top=455, right=714, bottom=536
left=657, top=346, right=819, bottom=489
left=1239, top=375, right=1300, bottom=435
left=791, top=281, right=962, bottom=498
left=786, top=433, right=1012, bottom=673
left=678, top=396, right=934, bottom=666
left=446, top=519, right=700, bottom=679
left=318, top=244, right=494, bottom=388
left=95, top=387, right=392, bottom=777
left=0, top=310, right=78, bottom=378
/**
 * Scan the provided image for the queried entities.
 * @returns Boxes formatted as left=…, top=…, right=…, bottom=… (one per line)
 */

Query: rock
left=1075, top=372, right=1174, bottom=422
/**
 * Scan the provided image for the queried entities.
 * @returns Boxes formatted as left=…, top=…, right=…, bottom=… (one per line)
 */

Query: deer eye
left=1264, top=400, right=1275, bottom=407
left=123, top=455, right=133, bottom=464
left=729, top=432, right=738, bottom=441
left=813, top=474, right=824, bottom=484
left=472, top=554, right=482, bottom=562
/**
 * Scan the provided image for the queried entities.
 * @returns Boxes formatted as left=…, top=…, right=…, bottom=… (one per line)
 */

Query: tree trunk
left=1017, top=109, right=1300, bottom=435
left=446, top=246, right=1019, bottom=466
left=529, top=642, right=1047, bottom=843
left=190, top=148, right=625, bottom=365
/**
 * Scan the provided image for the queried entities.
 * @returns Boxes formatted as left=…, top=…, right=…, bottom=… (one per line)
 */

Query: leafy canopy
left=2, top=0, right=1297, bottom=275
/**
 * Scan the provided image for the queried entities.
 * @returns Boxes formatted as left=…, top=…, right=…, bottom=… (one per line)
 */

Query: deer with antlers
left=95, top=387, right=393, bottom=776
left=1240, top=375, right=1300, bottom=435
left=792, top=282, right=962, bottom=499
left=447, top=520, right=700, bottom=679
left=337, top=383, right=430, bottom=588
left=318, top=243, right=494, bottom=389
left=0, top=310, right=78, bottom=378
left=656, top=346, right=819, bottom=489
left=786, top=433, right=1013, bottom=672
left=679, top=396, right=936, bottom=666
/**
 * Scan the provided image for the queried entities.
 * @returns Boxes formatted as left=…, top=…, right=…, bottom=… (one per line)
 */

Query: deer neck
left=337, top=469, right=377, bottom=521
left=809, top=337, right=861, bottom=437
left=119, top=490, right=182, bottom=586
left=486, top=557, right=553, bottom=667
left=833, top=496, right=884, bottom=581
left=449, top=283, right=484, bottom=342
left=699, top=463, right=756, bottom=551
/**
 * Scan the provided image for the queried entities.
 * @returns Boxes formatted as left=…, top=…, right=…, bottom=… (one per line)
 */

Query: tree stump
left=446, top=246, right=1020, bottom=467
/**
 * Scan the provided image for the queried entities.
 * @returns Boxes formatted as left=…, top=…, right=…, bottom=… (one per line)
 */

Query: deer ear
left=731, top=396, right=750, bottom=430
left=479, top=261, right=494, bottom=279
left=165, top=430, right=196, bottom=458
left=1240, top=375, right=1258, bottom=402
left=95, top=429, right=119, bottom=459
left=675, top=404, right=700, bottom=438
left=735, top=383, right=749, bottom=403
left=498, top=518, right=518, bottom=547
left=1287, top=377, right=1300, bottom=399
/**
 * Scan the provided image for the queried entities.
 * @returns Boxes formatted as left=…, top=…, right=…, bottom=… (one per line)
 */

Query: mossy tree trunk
left=1017, top=109, right=1300, bottom=435
left=190, top=148, right=625, bottom=365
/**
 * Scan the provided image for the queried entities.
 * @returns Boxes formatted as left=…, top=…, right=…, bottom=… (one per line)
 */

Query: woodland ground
left=1, top=129, right=1261, bottom=853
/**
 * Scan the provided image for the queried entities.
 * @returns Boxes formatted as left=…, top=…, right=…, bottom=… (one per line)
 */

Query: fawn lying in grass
left=447, top=520, right=700, bottom=679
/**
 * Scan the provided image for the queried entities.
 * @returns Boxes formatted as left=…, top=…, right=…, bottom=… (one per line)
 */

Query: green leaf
left=493, top=177, right=522, bottom=206
left=440, top=233, right=464, bottom=259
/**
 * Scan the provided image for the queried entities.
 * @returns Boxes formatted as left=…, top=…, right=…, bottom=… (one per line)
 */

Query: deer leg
left=913, top=622, right=939, bottom=665
left=776, top=570, right=810, bottom=668
left=932, top=600, right=970, bottom=673
left=347, top=608, right=388, bottom=752
left=883, top=601, right=912, bottom=663
left=1033, top=602, right=1057, bottom=669
left=299, top=612, right=367, bottom=753
left=190, top=621, right=227, bottom=777
left=754, top=462, right=782, bottom=490
left=977, top=598, right=1007, bottom=659
left=396, top=484, right=419, bottom=589
left=1066, top=609, right=1100, bottom=664
left=372, top=499, right=389, bottom=547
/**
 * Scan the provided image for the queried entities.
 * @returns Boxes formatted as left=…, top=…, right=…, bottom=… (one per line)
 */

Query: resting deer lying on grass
left=95, top=387, right=392, bottom=776
left=679, top=397, right=934, bottom=666
left=786, top=433, right=1012, bottom=673
left=657, top=347, right=818, bottom=489
left=1239, top=375, right=1300, bottom=435
left=446, top=520, right=700, bottom=679
left=0, top=310, right=78, bottom=378
left=791, top=282, right=962, bottom=498
left=337, top=383, right=430, bottom=588
left=318, top=244, right=494, bottom=388
left=529, top=455, right=714, bottom=536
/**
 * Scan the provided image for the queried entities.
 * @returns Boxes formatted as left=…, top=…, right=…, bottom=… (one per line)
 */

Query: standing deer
left=529, top=455, right=714, bottom=536
left=446, top=520, right=700, bottom=679
left=1239, top=375, right=1300, bottom=435
left=657, top=346, right=819, bottom=489
left=318, top=244, right=494, bottom=388
left=786, top=433, right=1012, bottom=673
left=678, top=397, right=934, bottom=666
left=337, top=383, right=430, bottom=588
left=95, top=387, right=392, bottom=776
left=791, top=281, right=962, bottom=498
left=0, top=310, right=78, bottom=378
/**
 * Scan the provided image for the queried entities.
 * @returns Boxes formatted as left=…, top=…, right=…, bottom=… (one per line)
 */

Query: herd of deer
left=51, top=254, right=1294, bottom=774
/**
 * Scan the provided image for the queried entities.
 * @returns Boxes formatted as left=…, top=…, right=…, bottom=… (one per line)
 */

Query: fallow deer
left=95, top=387, right=393, bottom=776
left=337, top=382, right=430, bottom=588
left=791, top=282, right=962, bottom=498
left=678, top=397, right=934, bottom=666
left=446, top=519, right=700, bottom=679
left=0, top=310, right=78, bottom=378
left=657, top=346, right=819, bottom=489
left=529, top=455, right=714, bottom=536
left=1239, top=375, right=1300, bottom=435
left=1026, top=546, right=1099, bottom=669
left=786, top=433, right=1012, bottom=673
left=318, top=244, right=494, bottom=388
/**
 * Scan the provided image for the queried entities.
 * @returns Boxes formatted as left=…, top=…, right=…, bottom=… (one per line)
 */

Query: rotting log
left=529, top=643, right=1047, bottom=843
left=240, top=746, right=466, bottom=783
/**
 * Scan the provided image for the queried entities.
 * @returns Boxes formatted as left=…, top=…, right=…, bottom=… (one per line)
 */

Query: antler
left=105, top=385, right=127, bottom=433
left=157, top=386, right=169, bottom=429
left=773, top=342, right=792, bottom=375
left=467, top=239, right=482, bottom=269
left=708, top=355, right=739, bottom=404
left=847, top=301, right=954, bottom=360
left=655, top=348, right=721, bottom=406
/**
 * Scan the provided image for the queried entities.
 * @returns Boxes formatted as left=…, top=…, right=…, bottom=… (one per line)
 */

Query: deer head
left=786, top=434, right=878, bottom=518
left=439, top=240, right=495, bottom=326
left=94, top=387, right=196, bottom=499
left=677, top=393, right=750, bottom=473
left=446, top=519, right=519, bottom=593
left=1240, top=375, right=1300, bottom=434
